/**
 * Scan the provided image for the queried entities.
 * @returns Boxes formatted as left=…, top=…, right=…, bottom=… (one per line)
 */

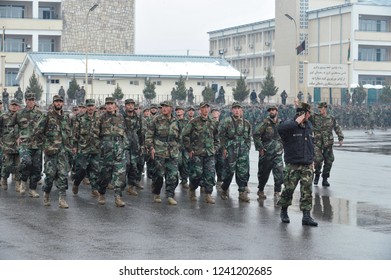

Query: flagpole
left=347, top=38, right=351, bottom=106
left=285, top=14, right=299, bottom=100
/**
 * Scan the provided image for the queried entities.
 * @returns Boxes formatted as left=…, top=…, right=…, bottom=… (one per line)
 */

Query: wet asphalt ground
left=0, top=129, right=390, bottom=260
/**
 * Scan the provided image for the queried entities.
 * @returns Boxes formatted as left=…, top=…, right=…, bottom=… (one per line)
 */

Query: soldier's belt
left=101, top=136, right=123, bottom=141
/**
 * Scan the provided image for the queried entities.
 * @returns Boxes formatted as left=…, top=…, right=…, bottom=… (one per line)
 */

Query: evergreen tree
left=260, top=68, right=279, bottom=103
left=175, top=75, right=187, bottom=102
left=112, top=84, right=124, bottom=100
left=67, top=77, right=80, bottom=102
left=143, top=78, right=156, bottom=104
left=354, top=84, right=367, bottom=106
left=202, top=85, right=215, bottom=103
left=25, top=72, right=43, bottom=101
left=379, top=85, right=391, bottom=104
left=232, top=76, right=250, bottom=102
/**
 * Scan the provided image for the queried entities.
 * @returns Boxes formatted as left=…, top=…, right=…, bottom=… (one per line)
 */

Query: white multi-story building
left=209, top=0, right=391, bottom=105
left=0, top=0, right=135, bottom=95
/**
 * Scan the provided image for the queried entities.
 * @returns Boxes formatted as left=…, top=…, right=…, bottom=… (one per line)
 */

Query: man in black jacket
left=277, top=102, right=318, bottom=227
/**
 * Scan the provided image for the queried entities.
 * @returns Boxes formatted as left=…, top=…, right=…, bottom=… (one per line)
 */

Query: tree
left=143, top=78, right=156, bottom=104
left=379, top=85, right=391, bottom=104
left=260, top=68, right=279, bottom=103
left=232, top=76, right=250, bottom=102
left=67, top=77, right=80, bottom=102
left=353, top=84, right=366, bottom=106
left=202, top=85, right=215, bottom=103
left=25, top=72, right=43, bottom=101
left=175, top=75, right=187, bottom=102
left=112, top=84, right=124, bottom=100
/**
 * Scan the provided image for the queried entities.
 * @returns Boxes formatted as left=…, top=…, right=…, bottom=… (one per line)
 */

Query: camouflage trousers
left=42, top=150, right=70, bottom=196
left=257, top=152, right=284, bottom=192
left=136, top=151, right=145, bottom=181
left=314, top=145, right=335, bottom=178
left=189, top=155, right=215, bottom=194
left=98, top=140, right=126, bottom=197
left=151, top=155, right=178, bottom=198
left=277, top=163, right=313, bottom=211
left=1, top=153, right=21, bottom=181
left=215, top=151, right=224, bottom=182
left=126, top=149, right=139, bottom=186
left=18, top=146, right=42, bottom=190
left=221, top=144, right=250, bottom=192
left=178, top=149, right=189, bottom=181
left=72, top=153, right=100, bottom=191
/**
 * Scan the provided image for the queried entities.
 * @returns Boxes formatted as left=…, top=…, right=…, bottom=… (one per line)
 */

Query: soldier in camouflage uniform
left=35, top=95, right=73, bottom=208
left=211, top=107, right=224, bottom=191
left=175, top=105, right=190, bottom=189
left=219, top=102, right=252, bottom=202
left=277, top=103, right=318, bottom=226
left=97, top=97, right=127, bottom=207
left=182, top=101, right=219, bottom=204
left=310, top=102, right=344, bottom=187
left=0, top=99, right=21, bottom=191
left=252, top=105, right=284, bottom=200
left=145, top=101, right=180, bottom=205
left=123, top=98, right=143, bottom=196
left=72, top=99, right=101, bottom=198
left=14, top=92, right=44, bottom=198
left=0, top=100, right=3, bottom=185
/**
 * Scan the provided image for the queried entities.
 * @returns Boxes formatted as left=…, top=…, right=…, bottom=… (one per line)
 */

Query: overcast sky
left=135, top=0, right=275, bottom=56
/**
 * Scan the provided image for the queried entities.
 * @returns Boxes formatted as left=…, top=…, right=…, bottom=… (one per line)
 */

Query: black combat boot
left=322, top=177, right=330, bottom=187
left=302, top=210, right=318, bottom=227
left=313, top=174, right=320, bottom=185
left=280, top=207, right=290, bottom=223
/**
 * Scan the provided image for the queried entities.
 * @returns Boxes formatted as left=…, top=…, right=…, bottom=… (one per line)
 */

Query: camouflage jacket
left=310, top=113, right=344, bottom=148
left=99, top=111, right=127, bottom=144
left=73, top=111, right=101, bottom=154
left=0, top=111, right=19, bottom=153
left=182, top=115, right=219, bottom=157
left=123, top=111, right=143, bottom=151
left=253, top=117, right=283, bottom=154
left=176, top=118, right=188, bottom=145
left=145, top=114, right=180, bottom=159
left=219, top=116, right=251, bottom=151
left=14, top=106, right=44, bottom=149
left=36, top=110, right=73, bottom=156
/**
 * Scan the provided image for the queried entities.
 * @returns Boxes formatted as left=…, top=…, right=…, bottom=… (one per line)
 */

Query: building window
left=39, top=6, right=55, bottom=19
left=153, top=81, right=162, bottom=86
left=50, top=79, right=60, bottom=84
left=359, top=19, right=388, bottom=32
left=0, top=5, right=24, bottom=18
left=39, top=39, right=55, bottom=52
left=358, top=47, right=387, bottom=62
left=106, top=80, right=116, bottom=85
left=5, top=70, right=19, bottom=86
left=4, top=38, right=25, bottom=52
left=129, top=80, right=139, bottom=85
left=197, top=81, right=206, bottom=86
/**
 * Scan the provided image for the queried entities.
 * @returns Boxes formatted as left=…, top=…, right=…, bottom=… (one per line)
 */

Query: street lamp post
left=85, top=3, right=99, bottom=99
left=285, top=13, right=299, bottom=100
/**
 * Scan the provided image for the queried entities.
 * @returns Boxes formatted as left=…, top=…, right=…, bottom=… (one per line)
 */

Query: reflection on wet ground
left=338, top=130, right=391, bottom=155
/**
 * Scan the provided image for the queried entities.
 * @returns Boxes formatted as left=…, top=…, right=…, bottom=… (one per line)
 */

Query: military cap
left=296, top=102, right=311, bottom=113
left=160, top=100, right=173, bottom=107
left=150, top=103, right=158, bottom=109
left=10, top=99, right=21, bottom=106
left=99, top=105, right=106, bottom=110
left=85, top=99, right=96, bottom=106
left=267, top=105, right=278, bottom=111
left=317, top=102, right=328, bottom=108
left=187, top=106, right=195, bottom=111
left=143, top=107, right=150, bottom=112
left=231, top=102, right=242, bottom=109
left=72, top=106, right=79, bottom=111
left=25, top=92, right=35, bottom=100
left=199, top=101, right=210, bottom=108
left=78, top=103, right=86, bottom=108
left=175, top=105, right=185, bottom=111
left=105, top=97, right=116, bottom=104
left=125, top=98, right=136, bottom=104
left=211, top=107, right=220, bottom=112
left=53, top=95, right=64, bottom=102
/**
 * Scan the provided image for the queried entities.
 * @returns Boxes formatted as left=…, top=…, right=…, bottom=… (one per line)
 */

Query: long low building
left=16, top=52, right=242, bottom=106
